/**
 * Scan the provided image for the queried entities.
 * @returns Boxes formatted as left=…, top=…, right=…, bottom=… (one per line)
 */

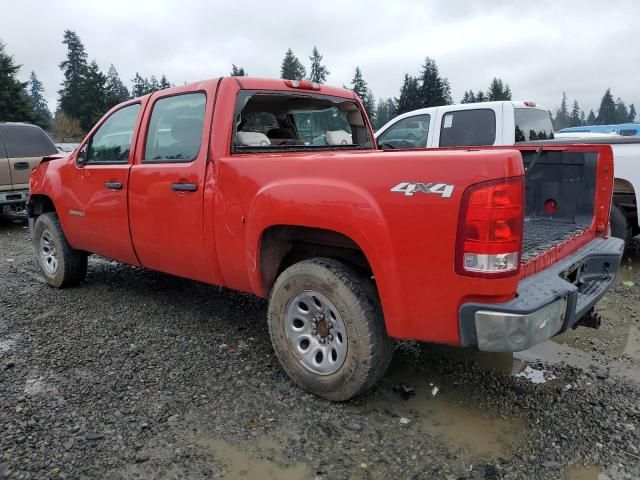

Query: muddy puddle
left=365, top=359, right=529, bottom=459
left=565, top=465, right=610, bottom=480
left=196, top=435, right=310, bottom=479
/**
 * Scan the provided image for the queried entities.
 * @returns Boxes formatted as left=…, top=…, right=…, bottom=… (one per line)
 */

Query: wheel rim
left=39, top=229, right=59, bottom=275
left=284, top=290, right=348, bottom=375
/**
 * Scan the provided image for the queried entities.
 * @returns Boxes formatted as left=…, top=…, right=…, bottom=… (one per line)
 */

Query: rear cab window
left=439, top=109, right=496, bottom=147
left=514, top=108, right=554, bottom=141
left=232, top=91, right=372, bottom=152
left=377, top=114, right=430, bottom=149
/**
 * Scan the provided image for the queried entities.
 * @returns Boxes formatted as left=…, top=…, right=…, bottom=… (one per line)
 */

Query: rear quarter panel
left=216, top=148, right=525, bottom=344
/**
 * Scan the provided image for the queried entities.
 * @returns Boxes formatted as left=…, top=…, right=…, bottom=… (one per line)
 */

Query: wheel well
left=613, top=178, right=637, bottom=234
left=259, top=226, right=372, bottom=295
left=28, top=194, right=56, bottom=217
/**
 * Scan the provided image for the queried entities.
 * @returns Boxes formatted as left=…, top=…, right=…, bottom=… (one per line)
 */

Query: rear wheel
left=268, top=258, right=393, bottom=401
left=610, top=204, right=631, bottom=244
left=33, top=213, right=87, bottom=288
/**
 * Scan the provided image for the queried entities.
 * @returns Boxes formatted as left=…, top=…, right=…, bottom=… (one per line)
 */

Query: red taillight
left=456, top=177, right=524, bottom=278
left=523, top=101, right=537, bottom=107
left=284, top=80, right=321, bottom=90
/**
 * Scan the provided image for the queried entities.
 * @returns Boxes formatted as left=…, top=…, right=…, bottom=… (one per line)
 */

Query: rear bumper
left=458, top=236, right=624, bottom=352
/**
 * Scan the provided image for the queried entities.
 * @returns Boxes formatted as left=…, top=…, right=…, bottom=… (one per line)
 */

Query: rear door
left=0, top=124, right=57, bottom=190
left=128, top=85, right=217, bottom=283
left=64, top=102, right=142, bottom=264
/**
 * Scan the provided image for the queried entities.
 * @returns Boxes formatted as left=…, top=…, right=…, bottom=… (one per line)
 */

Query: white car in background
left=375, top=101, right=640, bottom=244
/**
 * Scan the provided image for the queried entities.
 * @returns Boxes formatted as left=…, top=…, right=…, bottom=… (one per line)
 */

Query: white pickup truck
left=376, top=101, right=640, bottom=243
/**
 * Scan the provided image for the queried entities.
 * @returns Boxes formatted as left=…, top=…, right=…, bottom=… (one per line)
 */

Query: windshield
left=233, top=91, right=372, bottom=152
left=515, top=108, right=554, bottom=142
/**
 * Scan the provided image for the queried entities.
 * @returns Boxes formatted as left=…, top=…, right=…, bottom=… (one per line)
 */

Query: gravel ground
left=1, top=214, right=639, bottom=480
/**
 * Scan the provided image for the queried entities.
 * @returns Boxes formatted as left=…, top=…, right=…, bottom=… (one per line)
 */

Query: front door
left=66, top=102, right=142, bottom=265
left=128, top=90, right=213, bottom=282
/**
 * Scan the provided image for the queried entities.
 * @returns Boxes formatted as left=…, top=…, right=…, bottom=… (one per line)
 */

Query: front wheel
left=268, top=258, right=393, bottom=401
left=33, top=213, right=87, bottom=288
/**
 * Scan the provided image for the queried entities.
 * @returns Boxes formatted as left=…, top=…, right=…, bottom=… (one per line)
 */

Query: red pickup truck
left=27, top=77, right=624, bottom=400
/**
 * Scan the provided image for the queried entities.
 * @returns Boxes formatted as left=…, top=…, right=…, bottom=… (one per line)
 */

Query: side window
left=87, top=104, right=140, bottom=164
left=439, top=109, right=496, bottom=147
left=144, top=93, right=206, bottom=163
left=378, top=114, right=430, bottom=148
left=1, top=125, right=57, bottom=158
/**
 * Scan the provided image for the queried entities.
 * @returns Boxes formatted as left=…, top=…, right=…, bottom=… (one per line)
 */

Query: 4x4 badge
left=390, top=182, right=454, bottom=198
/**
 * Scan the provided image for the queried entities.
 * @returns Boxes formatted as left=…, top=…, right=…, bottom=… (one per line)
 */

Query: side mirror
left=76, top=146, right=88, bottom=166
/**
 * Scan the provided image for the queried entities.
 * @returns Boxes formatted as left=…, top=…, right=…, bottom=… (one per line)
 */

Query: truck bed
left=522, top=220, right=587, bottom=263
left=520, top=148, right=598, bottom=269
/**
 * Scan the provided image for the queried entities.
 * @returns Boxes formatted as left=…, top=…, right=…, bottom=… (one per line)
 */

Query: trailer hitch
left=572, top=308, right=601, bottom=330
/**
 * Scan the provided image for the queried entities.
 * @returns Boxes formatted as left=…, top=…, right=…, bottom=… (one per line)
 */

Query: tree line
left=551, top=90, right=636, bottom=130
left=0, top=35, right=637, bottom=140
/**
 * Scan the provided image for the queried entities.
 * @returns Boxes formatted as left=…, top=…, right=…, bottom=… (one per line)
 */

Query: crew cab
left=27, top=78, right=623, bottom=400
left=376, top=101, right=640, bottom=244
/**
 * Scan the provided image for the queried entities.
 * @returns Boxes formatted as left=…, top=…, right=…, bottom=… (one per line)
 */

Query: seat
left=325, top=130, right=353, bottom=145
left=161, top=117, right=203, bottom=160
left=236, top=131, right=271, bottom=147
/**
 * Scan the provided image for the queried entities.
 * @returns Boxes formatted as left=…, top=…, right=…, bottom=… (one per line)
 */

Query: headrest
left=325, top=130, right=353, bottom=145
left=236, top=131, right=271, bottom=147
left=267, top=127, right=295, bottom=139
left=171, top=117, right=203, bottom=145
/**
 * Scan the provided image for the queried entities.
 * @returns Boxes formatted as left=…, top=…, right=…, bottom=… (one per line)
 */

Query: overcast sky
left=2, top=0, right=638, bottom=116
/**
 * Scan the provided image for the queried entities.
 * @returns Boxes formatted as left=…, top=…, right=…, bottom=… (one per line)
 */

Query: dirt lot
left=1, top=214, right=639, bottom=479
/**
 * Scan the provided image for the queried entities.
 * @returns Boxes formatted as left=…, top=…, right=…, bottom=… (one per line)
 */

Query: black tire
left=268, top=257, right=393, bottom=401
left=610, top=204, right=631, bottom=244
left=33, top=212, right=87, bottom=288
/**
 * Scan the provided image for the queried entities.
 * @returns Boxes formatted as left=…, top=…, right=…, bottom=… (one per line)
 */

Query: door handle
left=14, top=162, right=29, bottom=170
left=105, top=182, right=123, bottom=190
left=171, top=183, right=198, bottom=192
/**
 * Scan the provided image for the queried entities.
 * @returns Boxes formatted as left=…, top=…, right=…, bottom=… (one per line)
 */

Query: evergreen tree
left=27, top=71, right=51, bottom=129
left=580, top=110, right=586, bottom=126
left=417, top=57, right=451, bottom=107
left=81, top=60, right=107, bottom=130
left=159, top=75, right=171, bottom=89
left=461, top=90, right=476, bottom=103
left=614, top=97, right=629, bottom=124
left=230, top=65, right=246, bottom=76
left=58, top=30, right=88, bottom=121
left=0, top=41, right=37, bottom=124
left=280, top=48, right=306, bottom=80
left=587, top=109, right=597, bottom=125
left=308, top=47, right=329, bottom=84
left=597, top=88, right=616, bottom=124
left=629, top=104, right=637, bottom=123
left=149, top=76, right=160, bottom=93
left=395, top=74, right=421, bottom=114
left=487, top=78, right=512, bottom=101
left=569, top=100, right=582, bottom=127
left=554, top=92, right=570, bottom=130
left=131, top=73, right=151, bottom=97
left=374, top=98, right=396, bottom=129
left=350, top=67, right=375, bottom=121
left=475, top=90, right=486, bottom=102
left=105, top=64, right=130, bottom=108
